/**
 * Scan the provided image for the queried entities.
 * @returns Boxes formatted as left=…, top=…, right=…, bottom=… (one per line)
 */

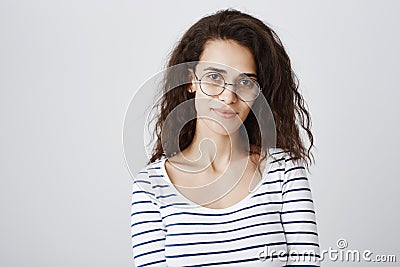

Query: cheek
left=194, top=95, right=212, bottom=116
left=239, top=104, right=253, bottom=122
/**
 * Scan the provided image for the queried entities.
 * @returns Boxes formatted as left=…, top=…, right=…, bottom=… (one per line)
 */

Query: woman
left=131, top=9, right=320, bottom=266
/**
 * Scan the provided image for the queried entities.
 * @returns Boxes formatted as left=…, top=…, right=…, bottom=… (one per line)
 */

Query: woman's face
left=190, top=39, right=257, bottom=136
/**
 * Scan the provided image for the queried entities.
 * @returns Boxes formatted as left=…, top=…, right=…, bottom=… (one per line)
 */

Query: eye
left=237, top=78, right=255, bottom=88
left=205, top=73, right=222, bottom=81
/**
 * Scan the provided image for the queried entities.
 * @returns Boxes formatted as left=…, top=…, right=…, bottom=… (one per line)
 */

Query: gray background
left=1, top=0, right=399, bottom=266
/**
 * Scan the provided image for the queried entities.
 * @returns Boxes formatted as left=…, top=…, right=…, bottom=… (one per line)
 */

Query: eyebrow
left=203, top=66, right=257, bottom=79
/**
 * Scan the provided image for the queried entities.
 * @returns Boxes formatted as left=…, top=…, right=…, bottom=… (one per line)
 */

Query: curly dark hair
left=148, top=9, right=315, bottom=169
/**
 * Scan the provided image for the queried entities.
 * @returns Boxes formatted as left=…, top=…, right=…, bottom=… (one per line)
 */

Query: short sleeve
left=131, top=171, right=167, bottom=267
left=281, top=157, right=320, bottom=266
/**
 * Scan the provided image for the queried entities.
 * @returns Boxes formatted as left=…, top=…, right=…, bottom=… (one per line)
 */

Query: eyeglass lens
left=200, top=72, right=259, bottom=101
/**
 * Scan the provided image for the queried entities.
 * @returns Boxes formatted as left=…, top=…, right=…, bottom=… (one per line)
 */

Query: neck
left=183, top=121, right=248, bottom=173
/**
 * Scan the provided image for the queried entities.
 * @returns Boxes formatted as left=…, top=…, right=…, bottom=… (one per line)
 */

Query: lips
left=212, top=108, right=238, bottom=119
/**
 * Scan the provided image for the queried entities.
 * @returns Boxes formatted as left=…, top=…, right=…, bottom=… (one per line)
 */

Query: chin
left=204, top=119, right=242, bottom=136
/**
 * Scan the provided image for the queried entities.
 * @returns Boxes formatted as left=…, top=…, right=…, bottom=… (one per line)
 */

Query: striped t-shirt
left=131, top=148, right=320, bottom=266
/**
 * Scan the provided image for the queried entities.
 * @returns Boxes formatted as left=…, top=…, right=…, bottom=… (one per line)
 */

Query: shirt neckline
left=158, top=148, right=281, bottom=213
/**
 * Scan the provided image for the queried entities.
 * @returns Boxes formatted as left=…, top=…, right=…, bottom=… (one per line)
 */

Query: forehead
left=198, top=39, right=257, bottom=75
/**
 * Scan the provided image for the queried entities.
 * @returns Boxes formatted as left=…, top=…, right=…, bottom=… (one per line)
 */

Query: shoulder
left=134, top=158, right=165, bottom=177
left=267, top=147, right=308, bottom=178
left=268, top=147, right=305, bottom=166
left=132, top=157, right=166, bottom=193
left=267, top=147, right=292, bottom=165
left=269, top=149, right=312, bottom=196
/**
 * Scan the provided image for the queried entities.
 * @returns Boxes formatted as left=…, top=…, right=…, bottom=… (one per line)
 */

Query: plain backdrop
left=1, top=0, right=399, bottom=266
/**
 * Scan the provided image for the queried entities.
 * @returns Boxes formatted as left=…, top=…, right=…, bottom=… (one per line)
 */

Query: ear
left=187, top=68, right=197, bottom=93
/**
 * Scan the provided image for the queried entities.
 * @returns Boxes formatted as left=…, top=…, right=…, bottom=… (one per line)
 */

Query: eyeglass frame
left=192, top=71, right=261, bottom=102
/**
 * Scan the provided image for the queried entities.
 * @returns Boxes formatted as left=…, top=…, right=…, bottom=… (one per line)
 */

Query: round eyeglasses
left=193, top=72, right=261, bottom=102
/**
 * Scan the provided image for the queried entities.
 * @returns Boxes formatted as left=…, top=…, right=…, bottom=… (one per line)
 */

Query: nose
left=218, top=84, right=237, bottom=104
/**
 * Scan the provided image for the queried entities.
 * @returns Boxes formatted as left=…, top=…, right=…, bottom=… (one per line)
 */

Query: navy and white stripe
left=131, top=148, right=320, bottom=266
